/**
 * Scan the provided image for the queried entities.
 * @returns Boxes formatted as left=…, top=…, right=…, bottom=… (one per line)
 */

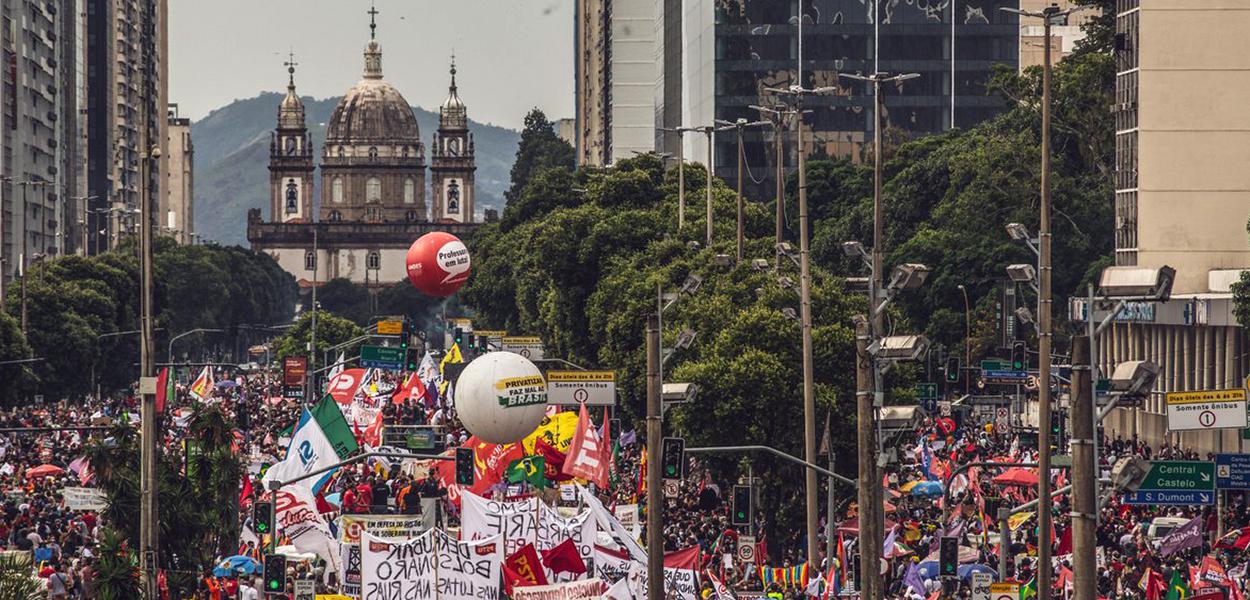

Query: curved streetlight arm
left=167, top=328, right=225, bottom=363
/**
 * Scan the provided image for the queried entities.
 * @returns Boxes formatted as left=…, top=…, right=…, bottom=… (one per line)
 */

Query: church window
left=328, top=210, right=342, bottom=222
left=447, top=180, right=460, bottom=214
left=285, top=137, right=297, bottom=155
left=405, top=210, right=418, bottom=222
left=366, top=251, right=381, bottom=270
left=284, top=179, right=298, bottom=213
left=365, top=206, right=383, bottom=222
left=332, top=177, right=344, bottom=203
left=337, top=146, right=345, bottom=158
left=368, top=146, right=379, bottom=159
left=403, top=178, right=415, bottom=204
left=402, top=145, right=409, bottom=158
left=366, top=177, right=382, bottom=203
left=304, top=251, right=316, bottom=271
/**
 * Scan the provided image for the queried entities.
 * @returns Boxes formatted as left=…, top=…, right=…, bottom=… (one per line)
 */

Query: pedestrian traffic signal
left=731, top=485, right=751, bottom=526
left=1011, top=341, right=1027, bottom=371
left=944, top=357, right=960, bottom=383
left=661, top=437, right=685, bottom=480
left=253, top=501, right=273, bottom=535
left=939, top=536, right=958, bottom=577
left=263, top=554, right=286, bottom=592
left=455, top=447, right=475, bottom=485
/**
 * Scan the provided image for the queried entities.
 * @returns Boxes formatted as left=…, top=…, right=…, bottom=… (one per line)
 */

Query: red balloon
left=405, top=232, right=472, bottom=297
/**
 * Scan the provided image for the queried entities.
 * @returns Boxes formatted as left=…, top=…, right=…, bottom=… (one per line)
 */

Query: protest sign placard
left=61, top=487, right=108, bottom=511
left=360, top=530, right=438, bottom=600
left=435, top=530, right=502, bottom=600
left=511, top=578, right=607, bottom=600
left=460, top=490, right=538, bottom=556
left=536, top=504, right=597, bottom=582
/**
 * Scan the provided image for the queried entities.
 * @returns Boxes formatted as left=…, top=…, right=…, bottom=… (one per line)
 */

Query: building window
left=446, top=180, right=460, bottom=214
left=365, top=206, right=383, bottom=222
left=304, top=250, right=316, bottom=271
left=328, top=210, right=342, bottom=222
left=368, top=146, right=378, bottom=159
left=284, top=178, right=298, bottom=213
left=332, top=177, right=344, bottom=203
left=366, top=177, right=381, bottom=203
left=337, top=145, right=345, bottom=158
left=366, top=251, right=381, bottom=270
left=403, top=178, right=415, bottom=204
left=406, top=210, right=418, bottom=222
left=401, top=145, right=409, bottom=158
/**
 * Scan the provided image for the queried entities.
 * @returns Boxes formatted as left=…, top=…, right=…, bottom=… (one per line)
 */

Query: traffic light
left=944, top=357, right=960, bottom=383
left=939, top=536, right=958, bottom=578
left=1052, top=410, right=1067, bottom=450
left=406, top=348, right=420, bottom=371
left=661, top=437, right=685, bottom=480
left=399, top=320, right=410, bottom=350
left=453, top=327, right=464, bottom=346
left=253, top=501, right=273, bottom=536
left=465, top=333, right=477, bottom=352
left=731, top=485, right=751, bottom=526
left=455, top=447, right=475, bottom=485
left=1011, top=341, right=1027, bottom=371
left=477, top=335, right=489, bottom=353
left=263, top=554, right=286, bottom=593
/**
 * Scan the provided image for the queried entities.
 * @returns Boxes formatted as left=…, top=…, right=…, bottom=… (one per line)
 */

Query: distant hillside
left=191, top=92, right=520, bottom=245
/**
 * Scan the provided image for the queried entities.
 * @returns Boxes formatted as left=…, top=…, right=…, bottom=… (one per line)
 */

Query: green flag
left=1021, top=577, right=1036, bottom=600
left=312, top=394, right=360, bottom=458
left=506, top=456, right=548, bottom=488
left=1166, top=569, right=1189, bottom=600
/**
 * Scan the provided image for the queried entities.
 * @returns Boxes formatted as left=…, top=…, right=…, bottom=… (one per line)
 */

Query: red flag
left=534, top=437, right=569, bottom=481
left=238, top=475, right=253, bottom=508
left=155, top=367, right=170, bottom=415
left=392, top=372, right=426, bottom=405
left=561, top=403, right=608, bottom=488
left=1055, top=526, right=1072, bottom=556
left=1143, top=569, right=1166, bottom=600
left=433, top=436, right=525, bottom=499
left=505, top=543, right=549, bottom=589
left=540, top=538, right=586, bottom=576
left=326, top=368, right=367, bottom=404
left=665, top=545, right=701, bottom=570
left=363, top=409, right=385, bottom=448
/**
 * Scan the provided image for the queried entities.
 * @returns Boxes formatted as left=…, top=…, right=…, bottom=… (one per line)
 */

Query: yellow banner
left=522, top=410, right=579, bottom=454
left=1008, top=511, right=1035, bottom=531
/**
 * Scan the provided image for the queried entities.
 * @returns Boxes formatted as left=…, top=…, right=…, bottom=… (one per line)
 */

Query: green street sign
left=980, top=360, right=1006, bottom=371
left=914, top=383, right=938, bottom=401
left=361, top=345, right=405, bottom=370
left=1141, top=461, right=1215, bottom=491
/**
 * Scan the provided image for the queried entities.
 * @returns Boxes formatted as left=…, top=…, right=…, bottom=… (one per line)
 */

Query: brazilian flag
left=1021, top=577, right=1037, bottom=600
left=506, top=456, right=549, bottom=488
left=1167, top=569, right=1189, bottom=600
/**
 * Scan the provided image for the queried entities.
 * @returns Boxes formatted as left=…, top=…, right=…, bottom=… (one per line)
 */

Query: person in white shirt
left=239, top=580, right=259, bottom=600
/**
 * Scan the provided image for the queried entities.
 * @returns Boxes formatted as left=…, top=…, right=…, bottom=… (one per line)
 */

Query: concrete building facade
left=165, top=104, right=192, bottom=244
left=1017, top=0, right=1089, bottom=69
left=574, top=0, right=657, bottom=166
left=1087, top=0, right=1250, bottom=453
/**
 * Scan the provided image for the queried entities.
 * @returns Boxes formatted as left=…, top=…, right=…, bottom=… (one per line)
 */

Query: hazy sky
left=169, top=0, right=574, bottom=129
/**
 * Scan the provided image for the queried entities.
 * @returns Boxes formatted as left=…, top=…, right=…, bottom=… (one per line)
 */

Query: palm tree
left=0, top=552, right=41, bottom=600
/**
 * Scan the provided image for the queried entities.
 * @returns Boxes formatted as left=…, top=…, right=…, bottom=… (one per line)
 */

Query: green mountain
left=191, top=92, right=520, bottom=245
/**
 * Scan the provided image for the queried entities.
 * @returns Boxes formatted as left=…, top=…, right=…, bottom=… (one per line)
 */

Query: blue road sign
left=1123, top=490, right=1214, bottom=505
left=1216, top=453, right=1250, bottom=489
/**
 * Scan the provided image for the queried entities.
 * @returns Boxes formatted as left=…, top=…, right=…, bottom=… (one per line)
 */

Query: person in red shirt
left=342, top=487, right=359, bottom=515
left=354, top=480, right=374, bottom=514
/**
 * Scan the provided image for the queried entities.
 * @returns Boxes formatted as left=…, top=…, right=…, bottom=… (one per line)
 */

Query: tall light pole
left=661, top=127, right=699, bottom=230
left=999, top=6, right=1073, bottom=599
left=644, top=315, right=662, bottom=600
left=750, top=104, right=803, bottom=269
left=137, top=1, right=160, bottom=596
left=715, top=118, right=769, bottom=261
left=764, top=80, right=837, bottom=569
left=957, top=284, right=971, bottom=395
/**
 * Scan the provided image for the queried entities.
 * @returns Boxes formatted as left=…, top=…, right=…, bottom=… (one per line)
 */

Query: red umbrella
left=25, top=464, right=64, bottom=479
left=992, top=467, right=1039, bottom=486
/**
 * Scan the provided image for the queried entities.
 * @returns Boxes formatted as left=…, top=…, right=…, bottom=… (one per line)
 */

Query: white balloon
left=454, top=352, right=548, bottom=444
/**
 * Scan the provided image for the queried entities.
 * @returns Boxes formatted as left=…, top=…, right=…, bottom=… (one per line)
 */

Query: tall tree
left=502, top=109, right=575, bottom=210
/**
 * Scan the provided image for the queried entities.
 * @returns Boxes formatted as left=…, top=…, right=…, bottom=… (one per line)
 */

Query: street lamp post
left=167, top=328, right=225, bottom=364
left=660, top=127, right=699, bottom=230
left=998, top=6, right=1073, bottom=597
left=714, top=119, right=769, bottom=262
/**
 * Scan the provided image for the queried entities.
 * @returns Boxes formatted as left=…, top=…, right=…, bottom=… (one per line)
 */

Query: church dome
left=325, top=38, right=420, bottom=144
left=439, top=61, right=467, bottom=130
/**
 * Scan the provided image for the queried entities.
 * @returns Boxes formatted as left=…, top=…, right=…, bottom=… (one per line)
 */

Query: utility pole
left=750, top=104, right=797, bottom=270
left=1070, top=335, right=1095, bottom=600
left=307, top=227, right=318, bottom=402
left=645, top=315, right=663, bottom=600
left=999, top=7, right=1072, bottom=597
left=137, top=0, right=159, bottom=595
left=854, top=315, right=880, bottom=600
left=713, top=119, right=767, bottom=261
left=703, top=127, right=714, bottom=247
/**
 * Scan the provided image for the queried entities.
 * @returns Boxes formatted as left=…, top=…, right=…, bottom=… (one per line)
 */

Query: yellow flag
left=522, top=410, right=579, bottom=454
left=1008, top=511, right=1035, bottom=531
left=440, top=344, right=463, bottom=374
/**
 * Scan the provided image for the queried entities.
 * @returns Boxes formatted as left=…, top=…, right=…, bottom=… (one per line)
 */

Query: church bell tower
left=430, top=59, right=475, bottom=223
left=269, top=55, right=315, bottom=223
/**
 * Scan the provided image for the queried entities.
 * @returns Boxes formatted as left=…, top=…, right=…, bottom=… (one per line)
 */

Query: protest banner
left=594, top=545, right=632, bottom=584
left=61, top=487, right=108, bottom=511
left=460, top=490, right=538, bottom=556
left=536, top=504, right=597, bottom=581
left=361, top=530, right=438, bottom=600
left=338, top=514, right=435, bottom=545
left=613, top=504, right=639, bottom=539
left=274, top=485, right=341, bottom=575
left=340, top=544, right=361, bottom=598
left=511, top=578, right=607, bottom=600
left=435, top=530, right=503, bottom=600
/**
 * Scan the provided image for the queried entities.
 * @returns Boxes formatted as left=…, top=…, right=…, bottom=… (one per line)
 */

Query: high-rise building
left=165, top=103, right=192, bottom=244
left=1085, top=0, right=1250, bottom=453
left=651, top=0, right=1020, bottom=198
left=1017, top=0, right=1089, bottom=69
left=80, top=0, right=167, bottom=256
left=0, top=0, right=81, bottom=288
left=574, top=0, right=657, bottom=166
